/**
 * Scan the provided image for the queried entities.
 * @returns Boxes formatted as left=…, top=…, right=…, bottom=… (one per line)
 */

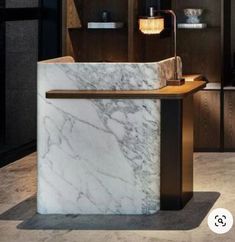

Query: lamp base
left=167, top=78, right=185, bottom=86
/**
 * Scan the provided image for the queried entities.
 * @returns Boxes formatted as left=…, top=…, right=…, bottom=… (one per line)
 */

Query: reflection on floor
left=0, top=153, right=235, bottom=242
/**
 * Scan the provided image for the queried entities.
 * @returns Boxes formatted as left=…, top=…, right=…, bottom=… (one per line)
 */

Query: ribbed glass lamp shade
left=139, top=17, right=164, bottom=34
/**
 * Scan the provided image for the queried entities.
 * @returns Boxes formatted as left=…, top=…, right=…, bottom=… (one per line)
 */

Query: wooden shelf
left=46, top=81, right=206, bottom=100
left=224, top=86, right=235, bottom=91
left=203, top=82, right=221, bottom=91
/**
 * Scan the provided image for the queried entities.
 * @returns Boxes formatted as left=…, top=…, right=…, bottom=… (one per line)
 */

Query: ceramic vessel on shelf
left=184, top=8, right=204, bottom=24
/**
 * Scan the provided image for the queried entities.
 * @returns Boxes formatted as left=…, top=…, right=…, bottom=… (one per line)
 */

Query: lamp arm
left=154, top=10, right=178, bottom=80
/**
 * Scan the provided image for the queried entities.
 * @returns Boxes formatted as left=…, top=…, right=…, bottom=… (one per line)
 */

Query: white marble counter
left=37, top=57, right=182, bottom=215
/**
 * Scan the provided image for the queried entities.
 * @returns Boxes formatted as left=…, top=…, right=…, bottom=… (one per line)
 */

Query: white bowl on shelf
left=184, top=8, right=204, bottom=24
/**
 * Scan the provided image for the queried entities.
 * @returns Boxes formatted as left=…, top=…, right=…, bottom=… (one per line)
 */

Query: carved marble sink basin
left=39, top=57, right=182, bottom=92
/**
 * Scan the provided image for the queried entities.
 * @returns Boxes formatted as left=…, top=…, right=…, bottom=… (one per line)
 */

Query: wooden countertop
left=46, top=75, right=206, bottom=100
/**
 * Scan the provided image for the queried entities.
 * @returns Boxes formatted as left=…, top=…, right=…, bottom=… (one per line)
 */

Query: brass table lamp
left=139, top=7, right=185, bottom=86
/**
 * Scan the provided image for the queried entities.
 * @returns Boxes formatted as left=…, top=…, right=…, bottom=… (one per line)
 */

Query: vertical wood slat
left=194, top=91, right=221, bottom=151
left=65, top=0, right=82, bottom=57
left=128, top=0, right=135, bottom=62
left=66, top=0, right=81, bottom=28
left=224, top=91, right=235, bottom=150
left=128, top=0, right=145, bottom=62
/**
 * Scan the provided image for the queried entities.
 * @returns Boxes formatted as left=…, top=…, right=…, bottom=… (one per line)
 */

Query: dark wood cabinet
left=64, top=0, right=145, bottom=62
left=63, top=0, right=234, bottom=152
left=224, top=90, right=235, bottom=150
left=63, top=0, right=172, bottom=62
left=171, top=0, right=231, bottom=151
left=172, top=0, right=226, bottom=84
left=194, top=91, right=221, bottom=151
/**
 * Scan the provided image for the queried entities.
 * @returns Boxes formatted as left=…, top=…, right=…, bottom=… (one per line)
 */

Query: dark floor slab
left=0, top=192, right=219, bottom=231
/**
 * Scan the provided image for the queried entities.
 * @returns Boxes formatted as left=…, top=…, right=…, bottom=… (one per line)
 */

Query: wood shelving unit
left=172, top=0, right=227, bottom=84
left=63, top=0, right=144, bottom=62
left=172, top=0, right=231, bottom=151
left=63, top=0, right=173, bottom=63
left=62, top=0, right=234, bottom=152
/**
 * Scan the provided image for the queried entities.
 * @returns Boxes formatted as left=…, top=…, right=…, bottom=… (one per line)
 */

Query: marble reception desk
left=37, top=57, right=206, bottom=215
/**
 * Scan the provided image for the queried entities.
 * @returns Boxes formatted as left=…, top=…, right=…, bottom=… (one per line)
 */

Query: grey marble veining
left=38, top=57, right=182, bottom=92
left=38, top=98, right=161, bottom=215
left=37, top=58, right=182, bottom=215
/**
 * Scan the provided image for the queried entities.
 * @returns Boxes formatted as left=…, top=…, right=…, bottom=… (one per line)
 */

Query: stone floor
left=0, top=153, right=235, bottom=242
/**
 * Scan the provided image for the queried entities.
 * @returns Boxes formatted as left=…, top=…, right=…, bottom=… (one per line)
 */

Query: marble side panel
left=37, top=98, right=160, bottom=214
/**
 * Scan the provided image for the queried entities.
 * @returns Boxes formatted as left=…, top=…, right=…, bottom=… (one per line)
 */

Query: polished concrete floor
left=0, top=153, right=235, bottom=242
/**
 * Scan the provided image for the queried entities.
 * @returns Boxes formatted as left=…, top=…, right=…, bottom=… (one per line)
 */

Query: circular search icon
left=208, top=208, right=233, bottom=234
